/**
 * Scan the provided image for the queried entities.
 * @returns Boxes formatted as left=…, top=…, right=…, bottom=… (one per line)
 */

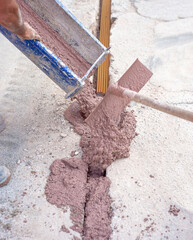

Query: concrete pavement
left=108, top=0, right=193, bottom=239
left=0, top=0, right=193, bottom=239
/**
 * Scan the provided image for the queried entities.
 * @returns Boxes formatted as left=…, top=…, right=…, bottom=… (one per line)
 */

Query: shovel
left=86, top=59, right=193, bottom=126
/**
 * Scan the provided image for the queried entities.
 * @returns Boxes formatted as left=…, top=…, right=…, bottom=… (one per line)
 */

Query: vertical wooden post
left=97, top=0, right=111, bottom=94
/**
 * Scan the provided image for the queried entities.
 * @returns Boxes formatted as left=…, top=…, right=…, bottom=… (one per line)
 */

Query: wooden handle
left=123, top=89, right=193, bottom=123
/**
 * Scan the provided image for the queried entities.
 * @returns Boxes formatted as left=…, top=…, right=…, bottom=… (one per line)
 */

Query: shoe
left=0, top=166, right=11, bottom=187
left=0, top=114, right=5, bottom=133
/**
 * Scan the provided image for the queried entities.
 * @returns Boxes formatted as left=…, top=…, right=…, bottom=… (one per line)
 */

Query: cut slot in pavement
left=45, top=60, right=152, bottom=239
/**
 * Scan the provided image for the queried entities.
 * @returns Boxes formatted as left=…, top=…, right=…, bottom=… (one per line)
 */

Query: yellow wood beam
left=97, top=0, right=111, bottom=93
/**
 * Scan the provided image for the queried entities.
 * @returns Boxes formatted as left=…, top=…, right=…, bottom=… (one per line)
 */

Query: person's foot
left=0, top=114, right=5, bottom=133
left=0, top=117, right=10, bottom=187
left=0, top=166, right=11, bottom=187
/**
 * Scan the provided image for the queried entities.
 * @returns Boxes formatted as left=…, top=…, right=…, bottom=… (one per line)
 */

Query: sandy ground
left=0, top=0, right=193, bottom=240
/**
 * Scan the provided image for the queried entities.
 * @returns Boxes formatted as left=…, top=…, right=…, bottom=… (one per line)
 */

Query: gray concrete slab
left=133, top=0, right=193, bottom=21
left=108, top=1, right=193, bottom=239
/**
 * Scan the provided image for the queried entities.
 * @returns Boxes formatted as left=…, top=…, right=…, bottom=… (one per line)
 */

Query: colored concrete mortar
left=45, top=60, right=152, bottom=239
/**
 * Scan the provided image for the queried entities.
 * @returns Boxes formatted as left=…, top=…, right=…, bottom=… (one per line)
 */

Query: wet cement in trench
left=45, top=60, right=152, bottom=239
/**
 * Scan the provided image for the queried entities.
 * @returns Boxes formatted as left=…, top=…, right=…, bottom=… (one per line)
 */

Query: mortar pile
left=74, top=80, right=137, bottom=176
left=45, top=80, right=136, bottom=239
left=45, top=60, right=152, bottom=239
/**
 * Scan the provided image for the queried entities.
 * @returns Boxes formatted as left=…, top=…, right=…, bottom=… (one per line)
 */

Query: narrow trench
left=46, top=57, right=152, bottom=238
left=82, top=171, right=90, bottom=238
left=82, top=0, right=111, bottom=236
left=82, top=166, right=107, bottom=238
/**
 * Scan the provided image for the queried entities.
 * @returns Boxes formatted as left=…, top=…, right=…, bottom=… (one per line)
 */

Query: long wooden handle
left=123, top=89, right=193, bottom=123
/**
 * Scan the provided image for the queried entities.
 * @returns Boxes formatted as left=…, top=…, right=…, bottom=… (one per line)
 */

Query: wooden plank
left=97, top=0, right=111, bottom=93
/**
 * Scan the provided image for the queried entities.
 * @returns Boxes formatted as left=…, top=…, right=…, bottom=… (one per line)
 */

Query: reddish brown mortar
left=17, top=0, right=91, bottom=78
left=45, top=60, right=153, bottom=239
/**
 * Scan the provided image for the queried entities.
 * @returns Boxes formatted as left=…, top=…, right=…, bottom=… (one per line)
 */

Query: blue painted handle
left=0, top=25, right=83, bottom=98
